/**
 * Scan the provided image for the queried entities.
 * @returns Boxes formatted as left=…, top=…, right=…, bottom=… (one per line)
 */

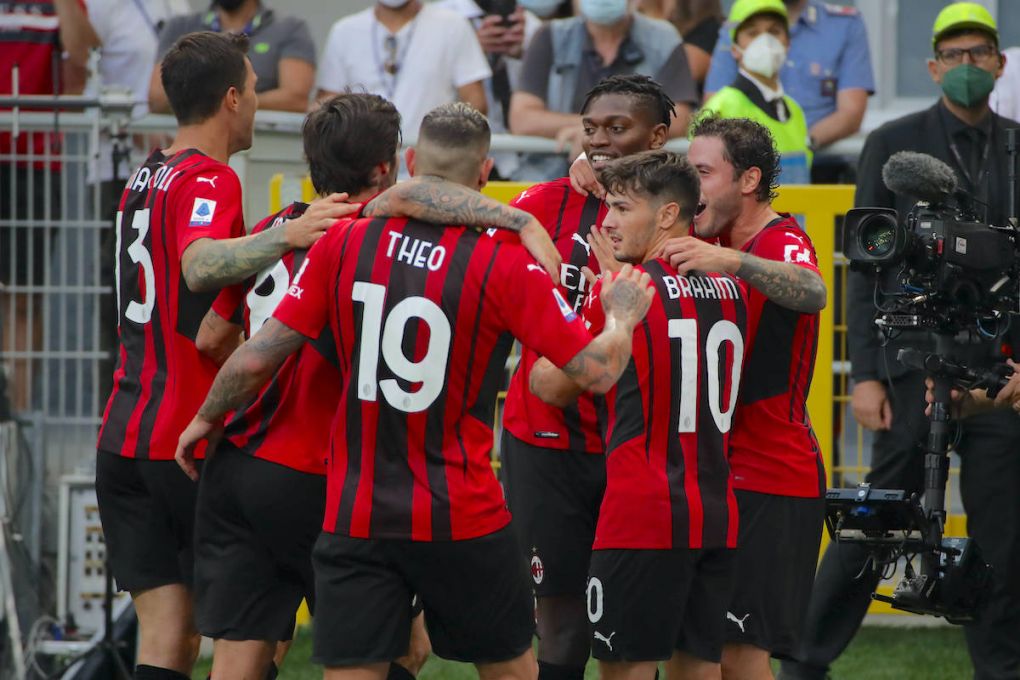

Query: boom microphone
left=882, top=151, right=958, bottom=205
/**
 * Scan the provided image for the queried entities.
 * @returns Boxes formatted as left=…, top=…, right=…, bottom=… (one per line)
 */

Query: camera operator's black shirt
left=848, top=99, right=1020, bottom=382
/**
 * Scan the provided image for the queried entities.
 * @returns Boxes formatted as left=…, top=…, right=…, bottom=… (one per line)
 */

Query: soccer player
left=176, top=102, right=655, bottom=680
left=531, top=149, right=749, bottom=680
left=499, top=73, right=674, bottom=680
left=662, top=114, right=827, bottom=680
left=95, top=32, right=354, bottom=680
left=187, top=91, right=570, bottom=680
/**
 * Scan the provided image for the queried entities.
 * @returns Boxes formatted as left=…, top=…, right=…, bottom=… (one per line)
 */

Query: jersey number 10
left=669, top=319, right=744, bottom=434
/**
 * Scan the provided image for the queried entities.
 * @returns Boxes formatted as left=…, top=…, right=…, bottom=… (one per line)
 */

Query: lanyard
left=940, top=108, right=994, bottom=191
left=131, top=0, right=168, bottom=35
left=371, top=17, right=418, bottom=101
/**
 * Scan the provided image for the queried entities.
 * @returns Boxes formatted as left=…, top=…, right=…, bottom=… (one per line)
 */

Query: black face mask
left=216, top=0, right=246, bottom=12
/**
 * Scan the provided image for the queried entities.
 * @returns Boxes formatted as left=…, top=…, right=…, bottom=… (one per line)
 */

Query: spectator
left=316, top=0, right=491, bottom=141
left=149, top=0, right=316, bottom=113
left=701, top=0, right=811, bottom=185
left=439, top=0, right=543, bottom=178
left=704, top=0, right=872, bottom=156
left=991, top=46, right=1020, bottom=121
left=509, top=0, right=697, bottom=179
left=1, top=0, right=99, bottom=413
left=638, top=0, right=723, bottom=93
left=518, top=0, right=566, bottom=19
left=86, top=0, right=191, bottom=408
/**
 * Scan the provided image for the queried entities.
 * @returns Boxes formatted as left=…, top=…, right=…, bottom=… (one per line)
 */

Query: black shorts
left=194, top=443, right=326, bottom=642
left=95, top=450, right=201, bottom=593
left=312, top=526, right=535, bottom=667
left=500, top=431, right=605, bottom=597
left=0, top=165, right=58, bottom=287
left=587, top=547, right=735, bottom=663
left=725, top=490, right=825, bottom=658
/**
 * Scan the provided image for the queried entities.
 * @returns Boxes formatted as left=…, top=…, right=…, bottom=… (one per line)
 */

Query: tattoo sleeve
left=182, top=227, right=289, bottom=292
left=735, top=252, right=827, bottom=313
left=530, top=321, right=634, bottom=405
left=363, top=175, right=532, bottom=232
left=197, top=318, right=306, bottom=421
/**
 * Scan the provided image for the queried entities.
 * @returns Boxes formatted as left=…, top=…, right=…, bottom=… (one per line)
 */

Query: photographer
left=781, top=4, right=1020, bottom=680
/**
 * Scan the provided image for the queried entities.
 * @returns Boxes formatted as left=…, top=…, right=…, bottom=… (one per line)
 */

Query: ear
left=649, top=123, right=669, bottom=150
left=405, top=147, right=416, bottom=177
left=740, top=166, right=763, bottom=197
left=995, top=50, right=1006, bottom=79
left=730, top=44, right=742, bottom=62
left=656, top=201, right=680, bottom=230
left=225, top=85, right=241, bottom=113
left=478, top=157, right=495, bottom=190
left=927, top=57, right=942, bottom=85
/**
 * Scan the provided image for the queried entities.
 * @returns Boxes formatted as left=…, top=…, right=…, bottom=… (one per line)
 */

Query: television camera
left=826, top=131, right=1020, bottom=622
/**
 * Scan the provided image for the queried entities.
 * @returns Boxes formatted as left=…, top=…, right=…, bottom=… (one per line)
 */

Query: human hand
left=587, top=226, right=621, bottom=275
left=852, top=380, right=892, bottom=431
left=555, top=125, right=587, bottom=163
left=477, top=10, right=525, bottom=55
left=175, top=416, right=223, bottom=481
left=600, top=264, right=654, bottom=330
left=661, top=236, right=740, bottom=275
left=283, top=193, right=358, bottom=249
left=992, top=359, right=1020, bottom=413
left=923, top=376, right=972, bottom=419
left=568, top=154, right=604, bottom=199
left=520, top=217, right=562, bottom=285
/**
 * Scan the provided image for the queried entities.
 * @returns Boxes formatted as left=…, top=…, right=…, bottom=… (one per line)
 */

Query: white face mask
left=378, top=0, right=412, bottom=8
left=580, top=0, right=628, bottom=26
left=738, top=32, right=787, bottom=79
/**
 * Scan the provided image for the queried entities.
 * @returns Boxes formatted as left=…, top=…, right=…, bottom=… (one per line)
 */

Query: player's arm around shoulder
left=181, top=192, right=357, bottom=292
left=529, top=266, right=654, bottom=405
left=195, top=307, right=243, bottom=365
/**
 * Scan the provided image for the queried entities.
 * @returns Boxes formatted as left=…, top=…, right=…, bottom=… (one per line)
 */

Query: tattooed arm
left=530, top=267, right=654, bottom=407
left=662, top=236, right=827, bottom=313
left=734, top=252, right=827, bottom=313
left=364, top=176, right=562, bottom=284
left=195, top=308, right=243, bottom=366
left=175, top=318, right=307, bottom=479
left=181, top=193, right=357, bottom=293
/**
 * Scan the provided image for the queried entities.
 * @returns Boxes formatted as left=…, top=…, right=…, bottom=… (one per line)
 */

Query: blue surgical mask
left=580, top=0, right=628, bottom=26
left=519, top=0, right=561, bottom=18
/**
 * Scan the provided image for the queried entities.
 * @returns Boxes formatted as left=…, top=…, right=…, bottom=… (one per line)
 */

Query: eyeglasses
left=935, top=44, right=999, bottom=65
left=384, top=35, right=399, bottom=75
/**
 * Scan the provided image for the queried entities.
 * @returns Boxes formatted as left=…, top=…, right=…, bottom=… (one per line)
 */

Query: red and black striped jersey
left=98, top=149, right=245, bottom=460
left=272, top=216, right=594, bottom=541
left=727, top=215, right=826, bottom=498
left=585, top=260, right=748, bottom=550
left=502, top=178, right=608, bottom=453
left=212, top=202, right=343, bottom=476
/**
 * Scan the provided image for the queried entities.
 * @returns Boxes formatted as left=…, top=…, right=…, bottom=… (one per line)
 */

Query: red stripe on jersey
left=729, top=215, right=826, bottom=498
left=502, top=178, right=607, bottom=453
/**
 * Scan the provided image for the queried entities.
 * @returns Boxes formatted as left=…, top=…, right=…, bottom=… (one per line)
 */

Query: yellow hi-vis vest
left=701, top=85, right=813, bottom=185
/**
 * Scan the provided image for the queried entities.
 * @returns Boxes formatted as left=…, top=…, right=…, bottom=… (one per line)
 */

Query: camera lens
left=859, top=214, right=899, bottom=258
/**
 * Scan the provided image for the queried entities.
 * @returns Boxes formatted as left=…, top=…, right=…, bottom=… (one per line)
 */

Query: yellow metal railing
left=271, top=178, right=966, bottom=617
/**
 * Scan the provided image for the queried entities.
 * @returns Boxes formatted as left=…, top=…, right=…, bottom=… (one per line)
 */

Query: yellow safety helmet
left=932, top=2, right=998, bottom=47
left=728, top=0, right=789, bottom=41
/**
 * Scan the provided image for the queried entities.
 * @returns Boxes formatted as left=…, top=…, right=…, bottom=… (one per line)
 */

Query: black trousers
left=781, top=371, right=1020, bottom=680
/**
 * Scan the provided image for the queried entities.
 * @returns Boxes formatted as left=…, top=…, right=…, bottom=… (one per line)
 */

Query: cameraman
left=781, top=4, right=1020, bottom=680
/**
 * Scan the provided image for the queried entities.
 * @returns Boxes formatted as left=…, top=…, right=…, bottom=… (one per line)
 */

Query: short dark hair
left=415, top=103, right=491, bottom=182
left=303, top=93, right=402, bottom=196
left=161, top=31, right=250, bottom=125
left=597, top=149, right=701, bottom=223
left=580, top=74, right=676, bottom=127
left=689, top=112, right=781, bottom=202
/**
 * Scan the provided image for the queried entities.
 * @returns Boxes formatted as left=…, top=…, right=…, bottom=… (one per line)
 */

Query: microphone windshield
left=881, top=151, right=958, bottom=204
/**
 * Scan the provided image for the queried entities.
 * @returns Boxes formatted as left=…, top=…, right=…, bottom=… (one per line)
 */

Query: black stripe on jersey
left=605, top=358, right=645, bottom=453
left=424, top=230, right=478, bottom=540
left=333, top=217, right=389, bottom=534
left=369, top=219, right=436, bottom=539
left=333, top=224, right=358, bottom=375
left=551, top=185, right=572, bottom=241
left=133, top=182, right=176, bottom=459
left=739, top=301, right=798, bottom=405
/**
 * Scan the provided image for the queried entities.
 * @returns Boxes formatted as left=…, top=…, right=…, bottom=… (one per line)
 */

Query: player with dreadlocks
left=499, top=74, right=675, bottom=680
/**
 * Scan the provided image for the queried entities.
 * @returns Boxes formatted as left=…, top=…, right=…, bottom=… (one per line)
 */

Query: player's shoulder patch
left=823, top=2, right=858, bottom=17
left=189, top=197, right=217, bottom=227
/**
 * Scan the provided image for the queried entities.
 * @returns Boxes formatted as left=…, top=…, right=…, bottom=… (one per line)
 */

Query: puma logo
left=727, top=612, right=750, bottom=633
left=196, top=176, right=217, bottom=188
left=572, top=232, right=592, bottom=256
left=593, top=631, right=616, bottom=651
